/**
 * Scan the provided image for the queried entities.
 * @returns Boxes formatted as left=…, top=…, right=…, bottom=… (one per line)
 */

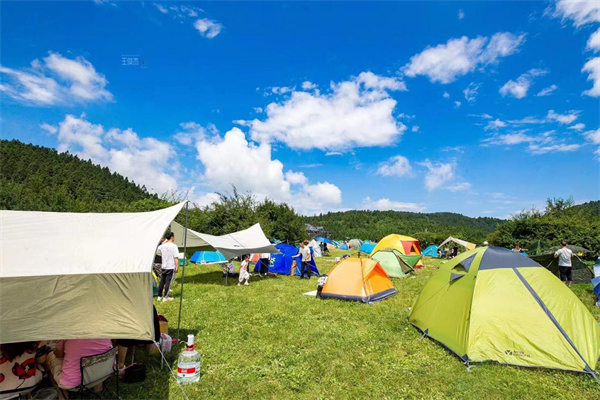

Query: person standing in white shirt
left=300, top=240, right=312, bottom=280
left=157, top=232, right=179, bottom=301
left=554, top=240, right=574, bottom=287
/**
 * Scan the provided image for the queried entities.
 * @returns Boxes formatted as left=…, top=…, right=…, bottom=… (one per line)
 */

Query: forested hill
left=0, top=139, right=164, bottom=212
left=304, top=210, right=504, bottom=247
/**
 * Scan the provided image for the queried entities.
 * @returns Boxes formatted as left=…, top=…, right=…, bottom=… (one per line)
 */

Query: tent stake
left=176, top=200, right=189, bottom=342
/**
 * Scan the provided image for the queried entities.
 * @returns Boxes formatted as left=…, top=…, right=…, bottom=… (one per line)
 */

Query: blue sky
left=1, top=0, right=599, bottom=216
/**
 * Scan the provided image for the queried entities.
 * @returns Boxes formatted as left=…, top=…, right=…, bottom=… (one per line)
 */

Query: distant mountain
left=303, top=210, right=504, bottom=247
left=0, top=139, right=166, bottom=212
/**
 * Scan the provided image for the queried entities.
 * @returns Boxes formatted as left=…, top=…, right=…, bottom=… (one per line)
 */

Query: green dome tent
left=371, top=249, right=414, bottom=278
left=409, top=246, right=600, bottom=377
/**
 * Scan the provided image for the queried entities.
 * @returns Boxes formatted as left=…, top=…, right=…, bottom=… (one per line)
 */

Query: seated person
left=0, top=341, right=47, bottom=399
left=46, top=339, right=112, bottom=391
left=222, top=259, right=239, bottom=278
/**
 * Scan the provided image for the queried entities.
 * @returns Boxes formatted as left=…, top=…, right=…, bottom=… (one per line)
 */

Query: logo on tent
left=505, top=350, right=531, bottom=358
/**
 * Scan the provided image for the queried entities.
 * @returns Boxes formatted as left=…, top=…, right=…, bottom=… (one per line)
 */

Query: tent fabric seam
left=512, top=267, right=593, bottom=373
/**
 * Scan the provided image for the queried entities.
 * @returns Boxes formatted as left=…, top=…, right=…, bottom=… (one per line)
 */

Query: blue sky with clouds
left=1, top=1, right=599, bottom=216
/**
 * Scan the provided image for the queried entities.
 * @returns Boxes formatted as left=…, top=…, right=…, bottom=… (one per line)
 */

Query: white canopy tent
left=439, top=236, right=476, bottom=251
left=170, top=221, right=279, bottom=259
left=0, top=202, right=186, bottom=344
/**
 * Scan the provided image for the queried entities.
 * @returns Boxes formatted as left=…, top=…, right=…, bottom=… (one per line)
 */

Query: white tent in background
left=170, top=221, right=279, bottom=259
left=439, top=236, right=476, bottom=251
left=0, top=202, right=186, bottom=344
left=308, top=239, right=322, bottom=258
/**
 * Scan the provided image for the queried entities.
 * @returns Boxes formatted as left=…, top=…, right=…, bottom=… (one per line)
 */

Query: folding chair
left=63, top=347, right=119, bottom=400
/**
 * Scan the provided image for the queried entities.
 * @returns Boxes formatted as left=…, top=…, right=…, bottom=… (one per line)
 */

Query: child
left=238, top=254, right=250, bottom=286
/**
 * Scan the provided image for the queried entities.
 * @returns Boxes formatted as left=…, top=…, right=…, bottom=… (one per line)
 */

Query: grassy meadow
left=119, top=249, right=600, bottom=400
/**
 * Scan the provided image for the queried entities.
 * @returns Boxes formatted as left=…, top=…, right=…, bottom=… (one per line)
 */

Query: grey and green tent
left=371, top=248, right=414, bottom=278
left=0, top=203, right=186, bottom=344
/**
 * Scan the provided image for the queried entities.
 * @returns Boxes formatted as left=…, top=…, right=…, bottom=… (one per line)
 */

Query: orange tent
left=320, top=257, right=397, bottom=303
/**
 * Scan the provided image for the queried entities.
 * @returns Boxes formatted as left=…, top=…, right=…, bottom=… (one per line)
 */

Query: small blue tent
left=359, top=243, right=376, bottom=254
left=254, top=243, right=319, bottom=276
left=340, top=242, right=349, bottom=250
left=190, top=250, right=227, bottom=264
left=315, top=237, right=334, bottom=246
left=422, top=245, right=439, bottom=257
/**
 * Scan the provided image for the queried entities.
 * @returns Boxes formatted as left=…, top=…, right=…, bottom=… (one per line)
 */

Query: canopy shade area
left=170, top=221, right=279, bottom=259
left=439, top=236, right=476, bottom=251
left=0, top=202, right=186, bottom=344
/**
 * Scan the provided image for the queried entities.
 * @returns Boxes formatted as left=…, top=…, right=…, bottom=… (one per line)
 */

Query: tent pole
left=177, top=201, right=189, bottom=342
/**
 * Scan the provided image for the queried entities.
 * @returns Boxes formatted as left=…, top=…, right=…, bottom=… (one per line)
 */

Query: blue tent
left=359, top=243, right=376, bottom=254
left=422, top=245, right=439, bottom=257
left=315, top=237, right=334, bottom=246
left=254, top=243, right=319, bottom=276
left=340, top=242, right=349, bottom=250
left=190, top=250, right=227, bottom=264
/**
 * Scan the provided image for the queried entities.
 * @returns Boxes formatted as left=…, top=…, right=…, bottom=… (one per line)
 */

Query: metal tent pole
left=176, top=201, right=189, bottom=342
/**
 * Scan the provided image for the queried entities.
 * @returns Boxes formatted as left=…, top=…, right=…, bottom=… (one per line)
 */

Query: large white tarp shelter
left=439, top=236, right=476, bottom=251
left=170, top=221, right=279, bottom=259
left=0, top=202, right=186, bottom=344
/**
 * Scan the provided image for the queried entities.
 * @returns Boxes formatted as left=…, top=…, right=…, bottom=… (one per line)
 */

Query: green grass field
left=120, top=249, right=600, bottom=400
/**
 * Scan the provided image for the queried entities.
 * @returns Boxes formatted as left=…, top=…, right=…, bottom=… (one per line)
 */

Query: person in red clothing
left=0, top=341, right=47, bottom=398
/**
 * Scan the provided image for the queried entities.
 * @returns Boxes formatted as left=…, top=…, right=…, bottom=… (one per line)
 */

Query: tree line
left=2, top=140, right=597, bottom=253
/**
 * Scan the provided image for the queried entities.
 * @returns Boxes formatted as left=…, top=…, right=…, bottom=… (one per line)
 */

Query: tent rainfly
left=0, top=202, right=186, bottom=344
left=439, top=236, right=476, bottom=251
left=170, top=221, right=278, bottom=259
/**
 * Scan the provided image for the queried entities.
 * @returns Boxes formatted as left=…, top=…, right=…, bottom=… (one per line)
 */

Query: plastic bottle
left=176, top=334, right=201, bottom=384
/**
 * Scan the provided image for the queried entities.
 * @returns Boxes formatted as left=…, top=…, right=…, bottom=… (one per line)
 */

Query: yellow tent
left=371, top=234, right=424, bottom=268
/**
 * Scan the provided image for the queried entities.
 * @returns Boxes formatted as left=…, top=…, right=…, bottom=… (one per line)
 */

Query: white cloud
left=301, top=81, right=317, bottom=90
left=528, top=143, right=581, bottom=154
left=193, top=18, right=222, bottom=38
left=376, top=155, right=412, bottom=177
left=192, top=192, right=221, bottom=208
left=584, top=128, right=600, bottom=145
left=587, top=28, right=600, bottom=52
left=443, top=91, right=450, bottom=98
left=568, top=123, right=585, bottom=131
left=285, top=171, right=308, bottom=185
left=403, top=32, right=525, bottom=83
left=535, top=84, right=558, bottom=97
left=547, top=109, right=579, bottom=124
left=584, top=128, right=600, bottom=160
left=499, top=68, right=547, bottom=99
left=582, top=57, right=600, bottom=97
left=458, top=9, right=465, bottom=20
left=463, top=82, right=480, bottom=102
left=0, top=52, right=112, bottom=105
left=411, top=125, right=420, bottom=132
left=271, top=86, right=293, bottom=94
left=552, top=0, right=600, bottom=27
left=419, top=160, right=455, bottom=191
left=454, top=101, right=462, bottom=108
left=195, top=127, right=342, bottom=213
left=484, top=118, right=507, bottom=131
left=482, top=129, right=581, bottom=155
left=245, top=71, right=407, bottom=151
left=40, top=123, right=57, bottom=134
left=362, top=197, right=425, bottom=212
left=154, top=3, right=168, bottom=13
left=54, top=114, right=178, bottom=194
left=174, top=122, right=217, bottom=145
left=445, top=182, right=472, bottom=192
left=483, top=132, right=534, bottom=145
